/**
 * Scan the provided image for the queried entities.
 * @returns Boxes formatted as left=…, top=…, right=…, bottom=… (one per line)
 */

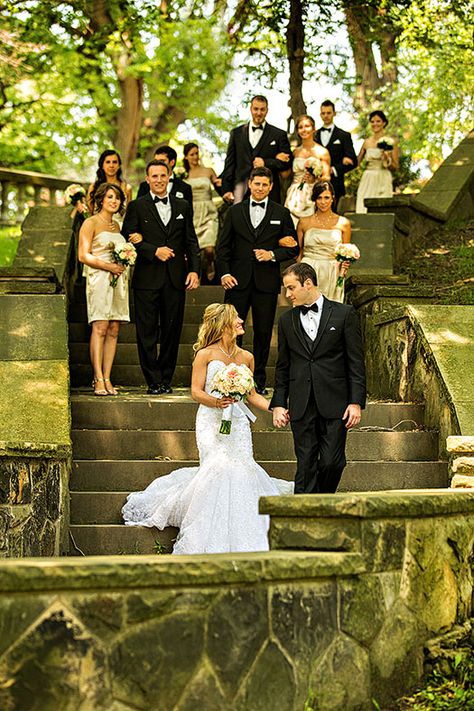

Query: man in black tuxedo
left=123, top=160, right=200, bottom=394
left=136, top=145, right=193, bottom=215
left=315, top=100, right=357, bottom=208
left=221, top=95, right=292, bottom=205
left=216, top=167, right=299, bottom=394
left=271, top=262, right=366, bottom=493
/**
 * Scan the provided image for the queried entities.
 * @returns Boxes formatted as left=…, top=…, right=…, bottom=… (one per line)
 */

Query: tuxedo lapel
left=241, top=200, right=254, bottom=239
left=145, top=193, right=168, bottom=234
left=255, top=200, right=273, bottom=238
left=311, top=298, right=332, bottom=352
left=291, top=308, right=312, bottom=354
left=241, top=124, right=253, bottom=156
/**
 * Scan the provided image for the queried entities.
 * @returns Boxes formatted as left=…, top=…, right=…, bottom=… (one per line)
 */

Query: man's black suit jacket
left=315, top=125, right=357, bottom=199
left=122, top=193, right=200, bottom=291
left=136, top=175, right=193, bottom=217
left=221, top=123, right=292, bottom=203
left=216, top=199, right=298, bottom=294
left=270, top=298, right=366, bottom=420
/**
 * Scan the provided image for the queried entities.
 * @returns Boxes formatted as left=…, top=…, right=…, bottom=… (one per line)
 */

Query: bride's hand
left=214, top=396, right=235, bottom=409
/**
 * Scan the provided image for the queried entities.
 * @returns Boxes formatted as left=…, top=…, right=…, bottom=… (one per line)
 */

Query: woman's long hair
left=311, top=179, right=336, bottom=205
left=183, top=142, right=199, bottom=174
left=90, top=150, right=124, bottom=207
left=93, top=183, right=126, bottom=216
left=193, top=303, right=238, bottom=354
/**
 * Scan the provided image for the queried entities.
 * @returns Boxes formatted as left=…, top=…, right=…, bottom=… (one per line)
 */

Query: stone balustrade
left=448, top=435, right=474, bottom=488
left=0, top=167, right=84, bottom=225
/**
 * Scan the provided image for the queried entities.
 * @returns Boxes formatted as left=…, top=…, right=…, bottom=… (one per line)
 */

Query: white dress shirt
left=151, top=191, right=171, bottom=226
left=300, top=294, right=324, bottom=340
left=249, top=198, right=268, bottom=229
left=249, top=122, right=266, bottom=149
left=319, top=124, right=334, bottom=147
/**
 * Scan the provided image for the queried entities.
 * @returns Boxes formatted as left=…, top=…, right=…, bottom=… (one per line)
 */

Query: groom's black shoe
left=147, top=384, right=161, bottom=395
left=157, top=384, right=173, bottom=395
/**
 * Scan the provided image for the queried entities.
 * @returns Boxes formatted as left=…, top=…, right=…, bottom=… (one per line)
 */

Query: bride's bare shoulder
left=238, top=348, right=254, bottom=367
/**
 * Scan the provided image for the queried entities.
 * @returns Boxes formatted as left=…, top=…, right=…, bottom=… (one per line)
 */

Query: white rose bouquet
left=211, top=363, right=255, bottom=434
left=108, top=242, right=137, bottom=287
left=298, top=157, right=323, bottom=190
left=64, top=183, right=88, bottom=215
left=376, top=138, right=394, bottom=152
left=334, top=243, right=361, bottom=288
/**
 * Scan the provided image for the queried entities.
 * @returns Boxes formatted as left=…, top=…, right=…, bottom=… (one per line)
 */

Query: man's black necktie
left=252, top=125, right=263, bottom=131
left=154, top=196, right=168, bottom=205
left=251, top=201, right=265, bottom=208
left=300, top=303, right=319, bottom=315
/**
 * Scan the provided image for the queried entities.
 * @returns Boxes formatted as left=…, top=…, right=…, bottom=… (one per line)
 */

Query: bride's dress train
left=122, top=360, right=293, bottom=554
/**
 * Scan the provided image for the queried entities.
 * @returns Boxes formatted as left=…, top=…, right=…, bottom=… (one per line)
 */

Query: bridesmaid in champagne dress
left=284, top=115, right=331, bottom=226
left=78, top=183, right=130, bottom=395
left=183, top=142, right=222, bottom=282
left=297, top=180, right=352, bottom=303
left=356, top=110, right=399, bottom=213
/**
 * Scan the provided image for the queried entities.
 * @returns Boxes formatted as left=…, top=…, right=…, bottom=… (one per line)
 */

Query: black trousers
left=225, top=283, right=278, bottom=390
left=290, top=390, right=348, bottom=494
left=133, top=278, right=185, bottom=387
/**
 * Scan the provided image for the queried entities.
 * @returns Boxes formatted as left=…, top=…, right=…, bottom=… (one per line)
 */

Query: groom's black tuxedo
left=122, top=193, right=200, bottom=388
left=271, top=298, right=366, bottom=493
left=216, top=199, right=298, bottom=390
left=221, top=123, right=292, bottom=203
left=315, top=125, right=357, bottom=205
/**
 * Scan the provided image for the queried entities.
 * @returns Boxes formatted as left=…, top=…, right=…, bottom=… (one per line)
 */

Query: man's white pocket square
left=175, top=191, right=184, bottom=198
left=270, top=140, right=276, bottom=145
left=270, top=220, right=281, bottom=224
left=176, top=214, right=184, bottom=220
left=329, top=326, right=336, bottom=330
left=333, top=139, right=341, bottom=145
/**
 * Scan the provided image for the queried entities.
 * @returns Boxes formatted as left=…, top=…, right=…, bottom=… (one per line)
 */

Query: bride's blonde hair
left=193, top=303, right=239, bottom=354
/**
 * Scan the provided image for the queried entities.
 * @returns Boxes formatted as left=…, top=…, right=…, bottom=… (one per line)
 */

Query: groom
left=123, top=159, right=200, bottom=394
left=271, top=263, right=366, bottom=493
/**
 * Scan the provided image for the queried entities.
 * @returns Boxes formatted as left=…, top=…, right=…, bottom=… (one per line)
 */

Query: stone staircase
left=68, top=282, right=448, bottom=555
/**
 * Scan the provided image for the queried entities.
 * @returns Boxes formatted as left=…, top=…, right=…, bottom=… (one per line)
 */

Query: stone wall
left=0, top=490, right=472, bottom=710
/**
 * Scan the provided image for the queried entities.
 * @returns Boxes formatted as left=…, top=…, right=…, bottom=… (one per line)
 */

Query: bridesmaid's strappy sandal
left=104, top=378, right=118, bottom=396
left=92, top=377, right=108, bottom=396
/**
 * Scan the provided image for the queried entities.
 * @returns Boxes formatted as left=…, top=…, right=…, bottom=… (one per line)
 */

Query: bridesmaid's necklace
left=217, top=343, right=236, bottom=358
left=98, top=213, right=116, bottom=229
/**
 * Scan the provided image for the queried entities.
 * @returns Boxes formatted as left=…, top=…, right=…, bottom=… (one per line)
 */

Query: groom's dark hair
left=283, top=263, right=318, bottom=286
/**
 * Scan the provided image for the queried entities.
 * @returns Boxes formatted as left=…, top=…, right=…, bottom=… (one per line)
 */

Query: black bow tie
left=251, top=125, right=263, bottom=131
left=321, top=127, right=332, bottom=132
left=251, top=201, right=265, bottom=208
left=154, top=196, right=168, bottom=204
left=300, top=303, right=319, bottom=315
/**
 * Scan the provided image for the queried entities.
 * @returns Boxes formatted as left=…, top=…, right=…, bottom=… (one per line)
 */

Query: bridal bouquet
left=108, top=242, right=137, bottom=287
left=298, top=157, right=322, bottom=190
left=335, top=243, right=361, bottom=288
left=376, top=138, right=394, bottom=152
left=64, top=183, right=88, bottom=214
left=212, top=363, right=255, bottom=435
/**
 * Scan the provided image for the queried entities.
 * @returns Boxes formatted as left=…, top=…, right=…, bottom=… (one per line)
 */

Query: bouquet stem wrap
left=219, top=401, right=256, bottom=435
left=212, top=363, right=256, bottom=435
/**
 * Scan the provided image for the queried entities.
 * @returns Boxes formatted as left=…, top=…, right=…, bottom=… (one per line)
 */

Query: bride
left=122, top=303, right=293, bottom=554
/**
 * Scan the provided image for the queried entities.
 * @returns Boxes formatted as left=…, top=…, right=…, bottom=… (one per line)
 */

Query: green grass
left=0, top=225, right=21, bottom=266
left=399, top=218, right=474, bottom=304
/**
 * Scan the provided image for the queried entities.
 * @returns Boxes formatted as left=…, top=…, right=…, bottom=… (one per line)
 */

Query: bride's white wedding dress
left=122, top=360, right=293, bottom=554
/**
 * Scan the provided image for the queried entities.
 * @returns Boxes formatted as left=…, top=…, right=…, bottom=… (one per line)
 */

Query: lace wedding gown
left=122, top=360, right=293, bottom=554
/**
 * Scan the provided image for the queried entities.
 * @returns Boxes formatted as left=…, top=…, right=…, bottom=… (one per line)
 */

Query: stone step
left=68, top=321, right=277, bottom=346
left=70, top=395, right=425, bottom=431
left=68, top=301, right=289, bottom=324
left=69, top=342, right=279, bottom=367
left=69, top=364, right=277, bottom=387
left=69, top=524, right=177, bottom=556
left=71, top=429, right=439, bottom=462
left=71, top=460, right=448, bottom=493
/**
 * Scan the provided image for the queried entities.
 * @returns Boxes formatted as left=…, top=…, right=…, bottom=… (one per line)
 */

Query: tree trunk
left=343, top=3, right=382, bottom=112
left=286, top=0, right=307, bottom=134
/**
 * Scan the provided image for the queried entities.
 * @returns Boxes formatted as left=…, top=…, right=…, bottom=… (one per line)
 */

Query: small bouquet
left=376, top=138, right=394, bottom=152
left=108, top=242, right=137, bottom=287
left=335, top=243, right=360, bottom=288
left=64, top=184, right=87, bottom=214
left=212, top=363, right=255, bottom=434
left=298, top=157, right=323, bottom=190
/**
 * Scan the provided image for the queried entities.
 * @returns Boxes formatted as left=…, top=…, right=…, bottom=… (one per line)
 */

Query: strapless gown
left=184, top=176, right=218, bottom=248
left=122, top=360, right=293, bottom=554
left=284, top=154, right=323, bottom=225
left=356, top=147, right=393, bottom=213
left=85, top=230, right=130, bottom=323
left=301, top=227, right=344, bottom=302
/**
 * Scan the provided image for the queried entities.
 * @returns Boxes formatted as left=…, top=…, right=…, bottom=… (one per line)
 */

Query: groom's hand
left=343, top=404, right=361, bottom=429
left=273, top=407, right=289, bottom=428
left=185, top=271, right=199, bottom=290
left=155, top=246, right=175, bottom=261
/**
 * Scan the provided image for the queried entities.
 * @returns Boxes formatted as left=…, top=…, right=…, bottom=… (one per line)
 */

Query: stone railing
left=448, top=436, right=474, bottom=488
left=0, top=167, right=83, bottom=225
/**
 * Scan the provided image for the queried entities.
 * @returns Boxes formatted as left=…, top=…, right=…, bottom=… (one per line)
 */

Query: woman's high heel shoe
left=92, top=378, right=108, bottom=396
left=104, top=378, right=118, bottom=396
